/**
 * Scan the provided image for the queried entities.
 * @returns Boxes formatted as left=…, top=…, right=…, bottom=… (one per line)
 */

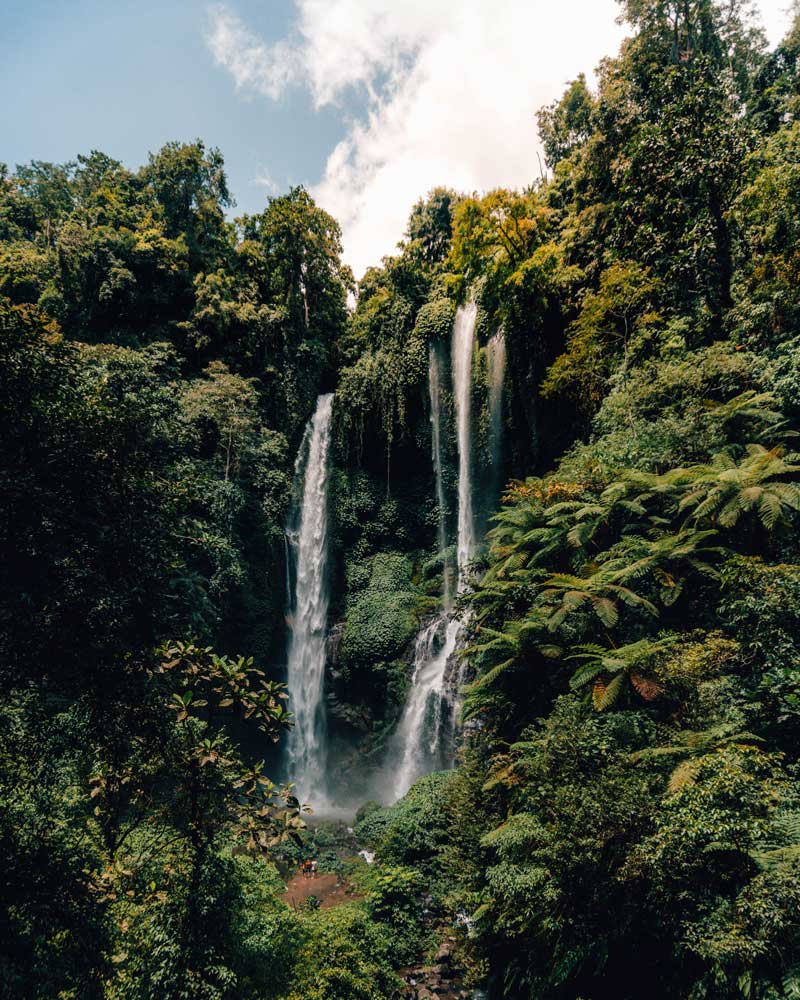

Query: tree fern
left=668, top=757, right=704, bottom=794
left=783, top=968, right=800, bottom=1000
left=671, top=445, right=800, bottom=531
left=750, top=809, right=800, bottom=872
left=631, top=725, right=764, bottom=792
left=592, top=672, right=626, bottom=710
left=568, top=637, right=673, bottom=709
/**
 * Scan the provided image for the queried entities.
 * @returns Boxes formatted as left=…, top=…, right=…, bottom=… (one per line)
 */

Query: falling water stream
left=429, top=339, right=454, bottom=607
left=486, top=330, right=506, bottom=471
left=389, top=615, right=461, bottom=797
left=284, top=307, right=491, bottom=805
left=487, top=329, right=507, bottom=494
left=285, top=393, right=334, bottom=803
left=388, top=302, right=478, bottom=801
left=452, top=301, right=478, bottom=583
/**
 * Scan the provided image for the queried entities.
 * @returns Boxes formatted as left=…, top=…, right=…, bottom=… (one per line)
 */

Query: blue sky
left=2, top=0, right=352, bottom=216
left=2, top=1, right=794, bottom=276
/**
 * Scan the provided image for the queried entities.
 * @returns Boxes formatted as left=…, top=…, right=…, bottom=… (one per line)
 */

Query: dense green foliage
left=442, top=4, right=800, bottom=996
left=5, top=1, right=800, bottom=997
left=0, top=144, right=350, bottom=998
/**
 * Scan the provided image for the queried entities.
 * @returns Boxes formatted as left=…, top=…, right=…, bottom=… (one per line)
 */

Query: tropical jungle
left=4, top=1, right=800, bottom=998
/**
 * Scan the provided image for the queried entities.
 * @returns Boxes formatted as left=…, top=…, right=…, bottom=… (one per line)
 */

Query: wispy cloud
left=207, top=0, right=792, bottom=278
left=206, top=5, right=301, bottom=99
left=253, top=168, right=279, bottom=192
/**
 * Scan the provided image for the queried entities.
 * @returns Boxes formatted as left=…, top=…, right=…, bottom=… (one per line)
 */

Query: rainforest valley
left=5, top=1, right=800, bottom=998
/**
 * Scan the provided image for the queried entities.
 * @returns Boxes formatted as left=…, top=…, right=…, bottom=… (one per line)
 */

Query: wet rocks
left=326, top=620, right=345, bottom=664
left=435, top=939, right=454, bottom=963
left=395, top=935, right=473, bottom=1000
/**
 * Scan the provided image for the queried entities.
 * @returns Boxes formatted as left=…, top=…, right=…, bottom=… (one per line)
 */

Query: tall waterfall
left=285, top=393, right=334, bottom=802
left=452, top=302, right=478, bottom=583
left=388, top=303, right=478, bottom=801
left=429, top=339, right=453, bottom=608
left=487, top=330, right=507, bottom=497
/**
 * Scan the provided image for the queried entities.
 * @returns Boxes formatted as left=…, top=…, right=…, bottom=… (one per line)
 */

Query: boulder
left=435, top=941, right=454, bottom=963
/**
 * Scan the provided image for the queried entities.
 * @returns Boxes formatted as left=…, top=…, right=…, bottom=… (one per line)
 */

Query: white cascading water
left=452, top=301, right=478, bottom=586
left=429, top=339, right=453, bottom=608
left=388, top=303, right=478, bottom=800
left=486, top=330, right=507, bottom=496
left=285, top=393, right=334, bottom=803
left=388, top=615, right=461, bottom=796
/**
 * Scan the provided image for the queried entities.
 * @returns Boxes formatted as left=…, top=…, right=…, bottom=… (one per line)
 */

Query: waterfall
left=389, top=615, right=460, bottom=798
left=283, top=531, right=294, bottom=609
left=487, top=330, right=507, bottom=498
left=387, top=303, right=479, bottom=801
left=452, top=302, right=478, bottom=584
left=429, top=339, right=453, bottom=608
left=285, top=393, right=334, bottom=803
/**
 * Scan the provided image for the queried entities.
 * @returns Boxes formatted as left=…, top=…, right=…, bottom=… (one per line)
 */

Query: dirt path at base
left=282, top=871, right=362, bottom=910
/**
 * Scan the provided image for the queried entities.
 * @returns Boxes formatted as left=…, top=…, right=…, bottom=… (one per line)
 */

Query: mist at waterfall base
left=282, top=307, right=506, bottom=813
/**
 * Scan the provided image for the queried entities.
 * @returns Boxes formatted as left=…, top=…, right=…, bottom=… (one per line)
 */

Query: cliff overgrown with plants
left=4, top=1, right=800, bottom=998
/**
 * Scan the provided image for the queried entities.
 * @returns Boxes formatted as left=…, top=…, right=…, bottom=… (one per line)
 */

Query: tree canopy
left=4, top=4, right=800, bottom=998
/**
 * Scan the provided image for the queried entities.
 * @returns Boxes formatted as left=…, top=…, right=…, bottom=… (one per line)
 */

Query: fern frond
left=593, top=672, right=625, bottom=711
left=781, top=966, right=800, bottom=999
left=630, top=672, right=664, bottom=701
left=463, top=657, right=516, bottom=693
left=668, top=757, right=703, bottom=794
left=592, top=596, right=619, bottom=627
left=569, top=662, right=607, bottom=690
left=758, top=490, right=782, bottom=530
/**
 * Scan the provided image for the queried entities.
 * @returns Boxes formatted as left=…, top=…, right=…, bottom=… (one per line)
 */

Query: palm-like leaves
left=467, top=616, right=558, bottom=686
left=750, top=808, right=800, bottom=872
left=568, top=637, right=673, bottom=710
left=466, top=437, right=800, bottom=718
left=599, top=528, right=723, bottom=605
left=542, top=569, right=657, bottom=630
left=462, top=614, right=561, bottom=721
left=484, top=476, right=655, bottom=583
left=551, top=488, right=650, bottom=551
left=630, top=724, right=764, bottom=793
left=485, top=492, right=567, bottom=582
left=673, top=445, right=800, bottom=530
left=705, top=390, right=786, bottom=439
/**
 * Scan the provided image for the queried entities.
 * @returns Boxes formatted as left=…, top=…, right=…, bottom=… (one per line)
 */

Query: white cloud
left=207, top=0, right=795, bottom=278
left=253, top=168, right=279, bottom=192
left=758, top=1, right=796, bottom=47
left=206, top=5, right=301, bottom=99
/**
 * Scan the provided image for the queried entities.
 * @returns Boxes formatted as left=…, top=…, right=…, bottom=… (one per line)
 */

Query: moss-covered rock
left=414, top=297, right=456, bottom=343
left=339, top=553, right=420, bottom=670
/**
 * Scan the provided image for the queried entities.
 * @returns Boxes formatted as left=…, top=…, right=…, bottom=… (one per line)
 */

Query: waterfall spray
left=389, top=615, right=460, bottom=798
left=285, top=393, right=334, bottom=803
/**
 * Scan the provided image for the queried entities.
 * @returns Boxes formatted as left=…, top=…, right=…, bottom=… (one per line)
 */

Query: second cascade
left=386, top=301, right=480, bottom=802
